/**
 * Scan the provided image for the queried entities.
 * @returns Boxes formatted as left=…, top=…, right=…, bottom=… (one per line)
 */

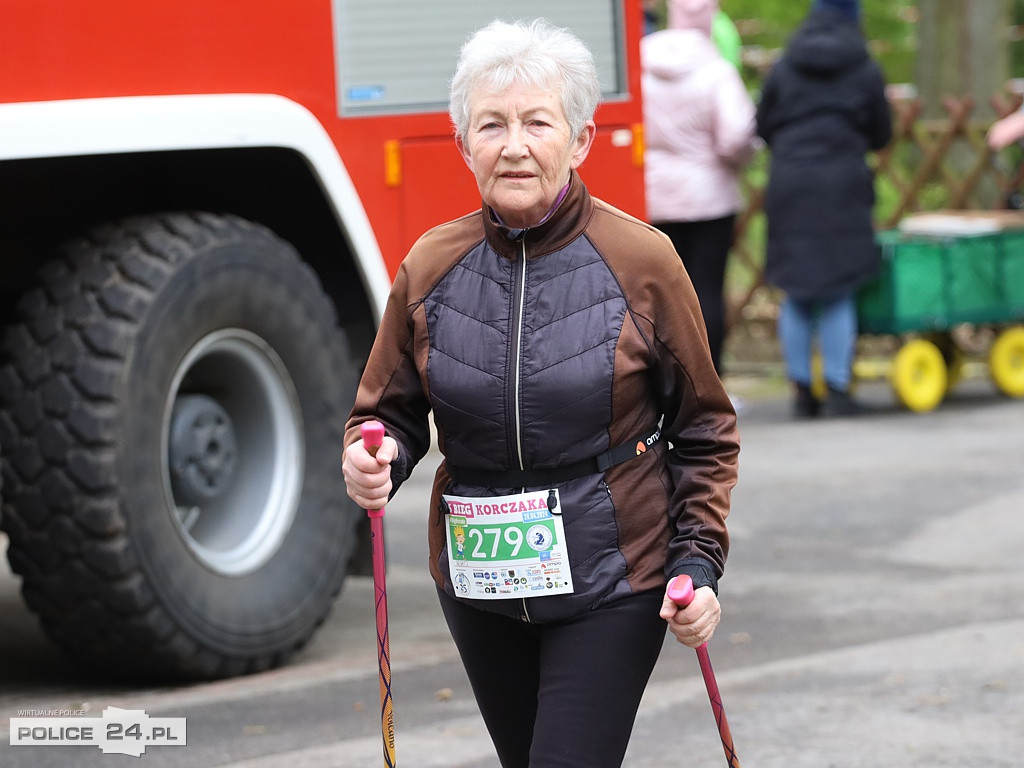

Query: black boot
left=821, top=385, right=863, bottom=417
left=793, top=383, right=819, bottom=419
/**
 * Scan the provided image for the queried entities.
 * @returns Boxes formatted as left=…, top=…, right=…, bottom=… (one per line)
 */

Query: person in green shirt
left=712, top=9, right=742, bottom=70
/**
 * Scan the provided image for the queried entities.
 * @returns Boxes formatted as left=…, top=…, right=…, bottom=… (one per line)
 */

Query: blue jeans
left=778, top=294, right=857, bottom=390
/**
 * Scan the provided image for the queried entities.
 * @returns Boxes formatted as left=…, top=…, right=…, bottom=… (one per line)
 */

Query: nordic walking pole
left=668, top=575, right=741, bottom=768
left=361, top=420, right=396, bottom=768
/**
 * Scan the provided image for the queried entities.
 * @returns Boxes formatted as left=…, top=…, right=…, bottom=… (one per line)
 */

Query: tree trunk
left=915, top=0, right=1012, bottom=119
left=914, top=0, right=1013, bottom=208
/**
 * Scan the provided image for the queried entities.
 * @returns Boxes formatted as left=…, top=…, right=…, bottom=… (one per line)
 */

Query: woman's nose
left=502, top=125, right=530, bottom=158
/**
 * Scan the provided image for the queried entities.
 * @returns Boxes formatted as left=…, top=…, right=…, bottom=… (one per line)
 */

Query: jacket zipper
left=512, top=235, right=532, bottom=623
left=512, top=235, right=528, bottom=473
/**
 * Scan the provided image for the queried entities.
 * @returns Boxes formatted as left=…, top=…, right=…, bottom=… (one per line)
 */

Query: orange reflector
left=632, top=123, right=644, bottom=168
left=384, top=139, right=401, bottom=187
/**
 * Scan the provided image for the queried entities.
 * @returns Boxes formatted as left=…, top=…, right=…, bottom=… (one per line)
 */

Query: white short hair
left=449, top=18, right=602, bottom=142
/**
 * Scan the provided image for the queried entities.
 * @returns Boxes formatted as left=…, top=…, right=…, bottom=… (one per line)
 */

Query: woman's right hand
left=342, top=435, right=399, bottom=510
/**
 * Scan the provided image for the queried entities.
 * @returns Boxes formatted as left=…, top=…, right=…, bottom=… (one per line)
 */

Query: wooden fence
left=726, top=92, right=1024, bottom=344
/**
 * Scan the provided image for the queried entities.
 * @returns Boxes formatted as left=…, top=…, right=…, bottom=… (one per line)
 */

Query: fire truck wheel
left=0, top=212, right=361, bottom=681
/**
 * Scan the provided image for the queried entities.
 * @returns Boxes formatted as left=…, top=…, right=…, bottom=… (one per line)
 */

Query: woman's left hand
left=660, top=584, right=721, bottom=648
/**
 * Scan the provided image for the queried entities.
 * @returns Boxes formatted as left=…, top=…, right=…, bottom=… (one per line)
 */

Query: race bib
left=443, top=489, right=574, bottom=600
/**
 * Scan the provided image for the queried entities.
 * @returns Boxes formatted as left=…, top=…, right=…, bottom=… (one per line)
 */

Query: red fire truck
left=0, top=0, right=646, bottom=680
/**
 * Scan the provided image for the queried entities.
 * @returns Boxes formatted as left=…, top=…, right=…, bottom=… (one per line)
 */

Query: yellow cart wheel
left=989, top=325, right=1024, bottom=398
left=891, top=338, right=948, bottom=412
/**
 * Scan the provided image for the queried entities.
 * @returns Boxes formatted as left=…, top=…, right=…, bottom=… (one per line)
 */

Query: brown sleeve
left=589, top=201, right=740, bottom=584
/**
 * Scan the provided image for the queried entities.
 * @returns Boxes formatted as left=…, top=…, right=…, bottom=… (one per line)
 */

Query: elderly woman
left=342, top=18, right=739, bottom=768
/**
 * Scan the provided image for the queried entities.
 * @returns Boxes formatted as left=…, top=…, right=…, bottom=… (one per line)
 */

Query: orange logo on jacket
left=635, top=441, right=646, bottom=456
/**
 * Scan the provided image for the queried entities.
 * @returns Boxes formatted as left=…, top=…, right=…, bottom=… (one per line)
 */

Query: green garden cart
left=853, top=211, right=1024, bottom=412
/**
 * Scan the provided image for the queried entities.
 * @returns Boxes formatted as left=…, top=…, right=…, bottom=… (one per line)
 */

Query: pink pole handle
left=668, top=575, right=707, bottom=650
left=360, top=421, right=388, bottom=519
left=667, top=574, right=741, bottom=767
left=667, top=574, right=696, bottom=608
left=359, top=419, right=396, bottom=767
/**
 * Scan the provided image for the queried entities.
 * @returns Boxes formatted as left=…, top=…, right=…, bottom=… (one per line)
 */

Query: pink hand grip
left=360, top=420, right=386, bottom=455
left=360, top=420, right=387, bottom=519
left=667, top=574, right=695, bottom=608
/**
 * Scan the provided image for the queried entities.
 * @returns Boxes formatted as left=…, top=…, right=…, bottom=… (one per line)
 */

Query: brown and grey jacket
left=345, top=172, right=739, bottom=624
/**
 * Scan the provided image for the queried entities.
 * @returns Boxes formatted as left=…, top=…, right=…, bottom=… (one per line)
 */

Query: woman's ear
left=456, top=133, right=474, bottom=171
left=570, top=121, right=597, bottom=169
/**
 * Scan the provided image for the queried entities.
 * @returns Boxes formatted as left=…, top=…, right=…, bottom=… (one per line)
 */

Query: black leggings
left=438, top=587, right=667, bottom=768
left=654, top=215, right=737, bottom=375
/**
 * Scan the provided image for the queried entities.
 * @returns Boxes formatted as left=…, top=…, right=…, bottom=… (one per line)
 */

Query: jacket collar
left=481, top=170, right=595, bottom=260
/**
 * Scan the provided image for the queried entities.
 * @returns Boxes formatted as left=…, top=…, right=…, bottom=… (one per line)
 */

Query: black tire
left=0, top=212, right=361, bottom=681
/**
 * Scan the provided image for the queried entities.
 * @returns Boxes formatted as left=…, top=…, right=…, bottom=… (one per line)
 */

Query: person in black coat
left=756, top=0, right=892, bottom=417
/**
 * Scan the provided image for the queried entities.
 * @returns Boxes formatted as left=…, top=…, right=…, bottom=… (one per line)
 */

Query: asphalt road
left=1, top=374, right=1022, bottom=767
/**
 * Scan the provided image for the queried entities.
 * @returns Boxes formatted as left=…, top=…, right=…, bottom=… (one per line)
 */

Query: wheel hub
left=169, top=394, right=239, bottom=505
left=162, top=329, right=303, bottom=576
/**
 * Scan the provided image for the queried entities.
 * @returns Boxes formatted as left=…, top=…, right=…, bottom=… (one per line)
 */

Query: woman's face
left=457, top=81, right=595, bottom=229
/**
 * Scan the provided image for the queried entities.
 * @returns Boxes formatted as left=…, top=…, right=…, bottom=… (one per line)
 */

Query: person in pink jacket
left=642, top=0, right=758, bottom=377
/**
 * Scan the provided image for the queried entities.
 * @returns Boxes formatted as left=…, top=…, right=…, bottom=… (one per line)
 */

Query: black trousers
left=653, top=215, right=737, bottom=375
left=437, top=586, right=667, bottom=768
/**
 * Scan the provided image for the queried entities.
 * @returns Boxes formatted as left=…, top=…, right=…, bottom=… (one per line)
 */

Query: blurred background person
left=643, top=0, right=660, bottom=35
left=988, top=103, right=1024, bottom=209
left=644, top=0, right=745, bottom=74
left=642, top=0, right=759, bottom=387
left=988, top=104, right=1024, bottom=151
left=756, top=0, right=892, bottom=418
